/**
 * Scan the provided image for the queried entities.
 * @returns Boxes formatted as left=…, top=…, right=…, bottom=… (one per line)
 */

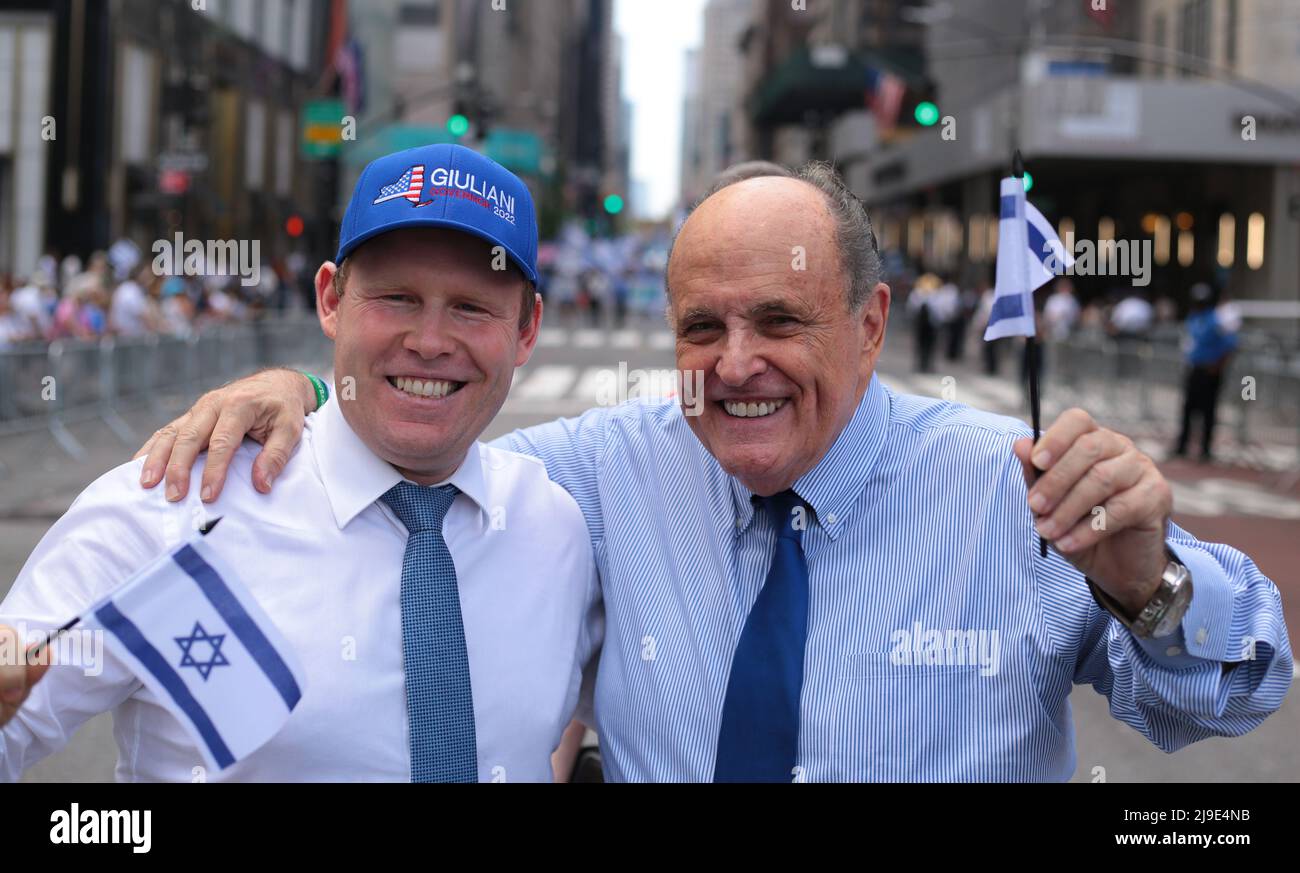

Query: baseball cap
left=335, top=143, right=538, bottom=284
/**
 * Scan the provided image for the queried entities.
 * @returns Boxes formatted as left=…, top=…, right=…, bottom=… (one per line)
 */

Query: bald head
left=670, top=177, right=838, bottom=313
left=669, top=160, right=880, bottom=315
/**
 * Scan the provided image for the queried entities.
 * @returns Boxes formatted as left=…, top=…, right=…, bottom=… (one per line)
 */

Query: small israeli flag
left=983, top=176, right=1075, bottom=340
left=78, top=525, right=305, bottom=771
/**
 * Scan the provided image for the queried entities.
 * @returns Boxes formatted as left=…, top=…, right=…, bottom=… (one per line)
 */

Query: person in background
left=934, top=274, right=965, bottom=362
left=1174, top=283, right=1238, bottom=464
left=51, top=274, right=103, bottom=340
left=9, top=271, right=57, bottom=340
left=907, top=272, right=941, bottom=373
left=0, top=281, right=34, bottom=348
left=976, top=279, right=1004, bottom=375
left=160, top=277, right=195, bottom=336
left=1109, top=288, right=1153, bottom=379
left=109, top=265, right=157, bottom=337
left=1043, top=278, right=1080, bottom=342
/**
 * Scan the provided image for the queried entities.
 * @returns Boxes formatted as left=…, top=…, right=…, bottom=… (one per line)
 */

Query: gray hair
left=669, top=159, right=883, bottom=313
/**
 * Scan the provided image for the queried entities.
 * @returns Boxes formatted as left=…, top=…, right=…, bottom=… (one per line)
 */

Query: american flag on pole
left=869, top=71, right=906, bottom=132
left=372, top=164, right=425, bottom=205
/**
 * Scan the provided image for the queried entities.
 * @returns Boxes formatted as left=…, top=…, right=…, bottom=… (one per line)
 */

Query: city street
left=5, top=317, right=1295, bottom=782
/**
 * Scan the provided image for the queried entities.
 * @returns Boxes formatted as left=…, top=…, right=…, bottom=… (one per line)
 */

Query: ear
left=861, top=282, right=891, bottom=369
left=514, top=291, right=543, bottom=368
left=316, top=262, right=340, bottom=340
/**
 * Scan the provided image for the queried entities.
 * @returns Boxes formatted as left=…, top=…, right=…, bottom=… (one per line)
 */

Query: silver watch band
left=1085, top=549, right=1193, bottom=639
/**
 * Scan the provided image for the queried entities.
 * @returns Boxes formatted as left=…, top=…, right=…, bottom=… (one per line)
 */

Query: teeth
left=723, top=399, right=786, bottom=418
left=392, top=377, right=458, bottom=398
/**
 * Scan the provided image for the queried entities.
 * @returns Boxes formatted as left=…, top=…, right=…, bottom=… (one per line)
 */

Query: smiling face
left=668, top=177, right=890, bottom=496
left=316, top=227, right=540, bottom=484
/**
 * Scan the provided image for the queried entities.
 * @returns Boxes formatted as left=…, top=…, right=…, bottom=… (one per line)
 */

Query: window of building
left=275, top=109, right=293, bottom=198
left=1178, top=0, right=1210, bottom=76
left=120, top=43, right=157, bottom=166
left=1217, top=213, right=1234, bottom=267
left=1152, top=13, right=1166, bottom=77
left=398, top=1, right=442, bottom=27
left=1153, top=215, right=1171, bottom=265
left=1246, top=212, right=1265, bottom=269
left=1225, top=0, right=1238, bottom=68
left=245, top=99, right=266, bottom=190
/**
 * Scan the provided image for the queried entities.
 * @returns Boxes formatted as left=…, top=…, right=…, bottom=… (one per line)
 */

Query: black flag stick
left=1012, top=150, right=1048, bottom=558
left=25, top=517, right=225, bottom=664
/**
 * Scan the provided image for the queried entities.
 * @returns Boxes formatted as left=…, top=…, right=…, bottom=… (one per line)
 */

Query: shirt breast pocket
left=825, top=652, right=1007, bottom=781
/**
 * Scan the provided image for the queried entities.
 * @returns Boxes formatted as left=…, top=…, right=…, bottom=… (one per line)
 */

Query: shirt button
left=735, top=517, right=742, bottom=530
left=825, top=512, right=837, bottom=525
left=1195, top=627, right=1208, bottom=645
left=1165, top=645, right=1183, bottom=657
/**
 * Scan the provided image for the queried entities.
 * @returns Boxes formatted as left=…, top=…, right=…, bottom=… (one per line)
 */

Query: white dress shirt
left=1, top=396, right=602, bottom=782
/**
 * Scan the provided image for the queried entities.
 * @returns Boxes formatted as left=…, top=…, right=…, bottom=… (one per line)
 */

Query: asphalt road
left=3, top=318, right=1295, bottom=781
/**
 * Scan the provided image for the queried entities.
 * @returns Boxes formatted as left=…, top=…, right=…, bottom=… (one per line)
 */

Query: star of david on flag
left=175, top=622, right=230, bottom=680
left=77, top=523, right=306, bottom=771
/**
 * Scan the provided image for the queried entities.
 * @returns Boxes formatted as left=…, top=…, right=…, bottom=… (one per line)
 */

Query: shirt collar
left=730, top=372, right=892, bottom=541
left=309, top=396, right=491, bottom=530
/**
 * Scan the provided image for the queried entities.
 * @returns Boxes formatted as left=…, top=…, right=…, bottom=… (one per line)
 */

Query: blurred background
left=0, top=0, right=1296, bottom=781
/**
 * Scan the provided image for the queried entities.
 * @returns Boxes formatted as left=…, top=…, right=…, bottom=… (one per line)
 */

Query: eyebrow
left=679, top=298, right=805, bottom=322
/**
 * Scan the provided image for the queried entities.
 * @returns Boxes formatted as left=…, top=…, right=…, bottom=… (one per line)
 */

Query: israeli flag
left=78, top=525, right=305, bottom=771
left=983, top=176, right=1075, bottom=340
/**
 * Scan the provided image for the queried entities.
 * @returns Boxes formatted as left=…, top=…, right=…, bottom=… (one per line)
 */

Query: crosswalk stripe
left=573, top=366, right=609, bottom=401
left=514, top=365, right=579, bottom=400
left=537, top=328, right=567, bottom=348
left=648, top=331, right=675, bottom=350
left=611, top=330, right=640, bottom=348
left=574, top=329, right=605, bottom=348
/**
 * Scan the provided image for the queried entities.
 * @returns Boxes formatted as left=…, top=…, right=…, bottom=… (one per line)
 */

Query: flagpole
left=1011, top=150, right=1048, bottom=559
left=24, top=518, right=224, bottom=665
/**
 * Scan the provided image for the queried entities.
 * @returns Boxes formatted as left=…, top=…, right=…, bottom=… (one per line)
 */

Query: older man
left=1, top=144, right=600, bottom=781
left=134, top=161, right=1290, bottom=782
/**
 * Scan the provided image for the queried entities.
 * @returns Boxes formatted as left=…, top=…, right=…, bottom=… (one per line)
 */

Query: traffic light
left=603, top=194, right=624, bottom=215
left=914, top=101, right=939, bottom=126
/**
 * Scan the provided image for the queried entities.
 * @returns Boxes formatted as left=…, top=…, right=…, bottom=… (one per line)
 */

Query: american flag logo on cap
left=372, top=164, right=425, bottom=205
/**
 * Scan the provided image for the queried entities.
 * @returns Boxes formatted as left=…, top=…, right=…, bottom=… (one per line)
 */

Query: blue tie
left=714, top=489, right=810, bottom=782
left=381, top=481, right=478, bottom=783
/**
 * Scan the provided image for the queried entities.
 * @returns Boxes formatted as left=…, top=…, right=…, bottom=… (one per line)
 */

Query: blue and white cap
left=335, top=143, right=538, bottom=284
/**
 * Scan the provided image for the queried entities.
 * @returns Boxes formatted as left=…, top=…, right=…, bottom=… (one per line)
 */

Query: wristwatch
left=1086, top=549, right=1194, bottom=639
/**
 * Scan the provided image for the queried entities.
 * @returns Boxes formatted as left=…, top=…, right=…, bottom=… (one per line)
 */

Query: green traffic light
left=914, top=101, right=939, bottom=126
left=448, top=114, right=470, bottom=136
left=1022, top=172, right=1034, bottom=192
left=603, top=194, right=624, bottom=215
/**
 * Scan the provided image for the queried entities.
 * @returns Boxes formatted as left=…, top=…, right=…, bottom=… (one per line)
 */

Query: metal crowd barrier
left=0, top=316, right=333, bottom=460
left=1048, top=328, right=1300, bottom=466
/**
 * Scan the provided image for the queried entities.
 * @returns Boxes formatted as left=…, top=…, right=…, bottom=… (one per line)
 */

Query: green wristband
left=301, top=371, right=329, bottom=411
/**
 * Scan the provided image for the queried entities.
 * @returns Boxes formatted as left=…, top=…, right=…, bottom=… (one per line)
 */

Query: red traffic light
left=285, top=215, right=304, bottom=238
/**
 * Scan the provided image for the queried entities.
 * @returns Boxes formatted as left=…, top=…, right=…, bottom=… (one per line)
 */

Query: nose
left=403, top=305, right=458, bottom=360
left=714, top=328, right=767, bottom=387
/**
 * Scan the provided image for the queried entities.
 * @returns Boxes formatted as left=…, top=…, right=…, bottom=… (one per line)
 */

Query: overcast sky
left=615, top=0, right=709, bottom=220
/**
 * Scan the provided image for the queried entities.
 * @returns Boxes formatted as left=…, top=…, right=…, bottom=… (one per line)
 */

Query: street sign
left=158, top=152, right=209, bottom=173
left=484, top=129, right=543, bottom=175
left=302, top=99, right=346, bottom=159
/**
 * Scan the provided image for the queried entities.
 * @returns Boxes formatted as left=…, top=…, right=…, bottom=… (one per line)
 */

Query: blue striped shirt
left=496, top=373, right=1292, bottom=781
